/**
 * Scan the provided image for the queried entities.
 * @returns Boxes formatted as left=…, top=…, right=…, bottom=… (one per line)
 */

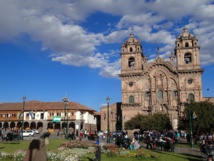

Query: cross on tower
left=131, top=26, right=134, bottom=33
left=157, top=47, right=160, bottom=57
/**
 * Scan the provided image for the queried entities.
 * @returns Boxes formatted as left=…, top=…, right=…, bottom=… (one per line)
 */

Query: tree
left=149, top=113, right=172, bottom=131
left=124, top=113, right=172, bottom=131
left=124, top=114, right=145, bottom=130
left=178, top=101, right=214, bottom=135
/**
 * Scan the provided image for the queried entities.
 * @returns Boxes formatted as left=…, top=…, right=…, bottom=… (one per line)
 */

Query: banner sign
left=52, top=116, right=61, bottom=123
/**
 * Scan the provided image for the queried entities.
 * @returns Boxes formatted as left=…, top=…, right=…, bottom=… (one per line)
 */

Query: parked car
left=112, top=131, right=124, bottom=136
left=32, top=129, right=39, bottom=134
left=23, top=130, right=34, bottom=137
left=112, top=131, right=124, bottom=140
left=98, top=130, right=104, bottom=136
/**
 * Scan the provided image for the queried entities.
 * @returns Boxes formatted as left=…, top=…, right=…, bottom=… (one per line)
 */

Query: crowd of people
left=104, top=130, right=181, bottom=151
left=0, top=127, right=20, bottom=141
left=199, top=133, right=214, bottom=160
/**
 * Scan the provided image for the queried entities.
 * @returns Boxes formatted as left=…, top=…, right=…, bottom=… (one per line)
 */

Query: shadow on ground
left=154, top=150, right=203, bottom=161
left=85, top=157, right=94, bottom=161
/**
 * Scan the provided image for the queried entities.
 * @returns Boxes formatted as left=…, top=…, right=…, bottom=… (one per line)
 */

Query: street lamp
left=188, top=98, right=194, bottom=148
left=106, top=96, right=110, bottom=143
left=21, top=96, right=26, bottom=140
left=63, top=97, right=68, bottom=139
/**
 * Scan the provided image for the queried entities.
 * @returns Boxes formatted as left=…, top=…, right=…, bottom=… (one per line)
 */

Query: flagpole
left=21, top=96, right=26, bottom=140
left=188, top=98, right=194, bottom=148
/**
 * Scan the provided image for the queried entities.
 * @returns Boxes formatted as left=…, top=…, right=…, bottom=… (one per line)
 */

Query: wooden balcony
left=0, top=117, right=20, bottom=121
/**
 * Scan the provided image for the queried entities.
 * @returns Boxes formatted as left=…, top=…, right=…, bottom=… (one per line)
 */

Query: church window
left=145, top=91, right=150, bottom=97
left=128, top=57, right=135, bottom=68
left=184, top=53, right=192, bottom=64
left=129, top=96, right=134, bottom=103
left=177, top=43, right=179, bottom=47
left=188, top=93, right=195, bottom=102
left=158, top=90, right=163, bottom=100
left=173, top=91, right=178, bottom=97
left=130, top=47, right=133, bottom=52
left=129, top=82, right=133, bottom=87
left=185, top=42, right=189, bottom=47
left=188, top=78, right=193, bottom=84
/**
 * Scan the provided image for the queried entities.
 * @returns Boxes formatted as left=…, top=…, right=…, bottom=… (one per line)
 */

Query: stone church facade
left=118, top=28, right=204, bottom=129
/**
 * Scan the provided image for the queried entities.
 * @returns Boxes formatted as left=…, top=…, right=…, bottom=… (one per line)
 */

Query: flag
left=181, top=112, right=187, bottom=120
left=29, top=111, right=35, bottom=119
left=17, top=113, right=22, bottom=119
left=192, top=111, right=197, bottom=119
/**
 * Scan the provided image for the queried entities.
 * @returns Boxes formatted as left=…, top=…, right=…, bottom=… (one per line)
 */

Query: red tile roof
left=0, top=101, right=96, bottom=112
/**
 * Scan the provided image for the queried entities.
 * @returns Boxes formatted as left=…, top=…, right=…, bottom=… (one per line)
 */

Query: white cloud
left=0, top=0, right=214, bottom=78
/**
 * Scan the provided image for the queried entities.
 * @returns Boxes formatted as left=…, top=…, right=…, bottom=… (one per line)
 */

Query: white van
left=23, top=130, right=34, bottom=137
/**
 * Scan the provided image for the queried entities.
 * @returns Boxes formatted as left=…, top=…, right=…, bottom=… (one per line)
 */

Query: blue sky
left=0, top=0, right=214, bottom=112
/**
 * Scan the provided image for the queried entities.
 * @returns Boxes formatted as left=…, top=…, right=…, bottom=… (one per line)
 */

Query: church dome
left=177, top=27, right=195, bottom=39
left=122, top=33, right=141, bottom=46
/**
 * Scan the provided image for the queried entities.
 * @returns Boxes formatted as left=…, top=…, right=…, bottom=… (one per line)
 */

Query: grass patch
left=0, top=139, right=203, bottom=161
left=81, top=151, right=202, bottom=161
left=0, top=139, right=67, bottom=153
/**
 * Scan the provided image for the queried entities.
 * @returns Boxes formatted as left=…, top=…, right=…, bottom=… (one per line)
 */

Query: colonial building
left=0, top=100, right=100, bottom=134
left=100, top=102, right=122, bottom=133
left=101, top=27, right=211, bottom=131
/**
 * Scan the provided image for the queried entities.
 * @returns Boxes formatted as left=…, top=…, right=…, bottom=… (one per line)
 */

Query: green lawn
left=0, top=139, right=66, bottom=153
left=81, top=150, right=202, bottom=161
left=0, top=139, right=203, bottom=161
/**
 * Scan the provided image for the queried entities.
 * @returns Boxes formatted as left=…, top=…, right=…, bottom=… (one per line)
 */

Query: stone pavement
left=174, top=146, right=201, bottom=156
left=141, top=143, right=201, bottom=156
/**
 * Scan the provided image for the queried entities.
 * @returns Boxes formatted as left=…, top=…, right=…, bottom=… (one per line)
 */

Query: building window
left=158, top=90, right=163, bottom=100
left=184, top=53, right=192, bottom=64
left=129, top=96, right=134, bottom=103
left=145, top=91, right=150, bottom=97
left=188, top=78, right=193, bottom=84
left=129, top=82, right=133, bottom=87
left=177, top=43, right=179, bottom=47
left=188, top=93, right=195, bottom=102
left=41, top=113, right=44, bottom=119
left=128, top=57, right=135, bottom=68
left=130, top=47, right=133, bottom=52
left=173, top=91, right=178, bottom=97
left=185, top=42, right=189, bottom=47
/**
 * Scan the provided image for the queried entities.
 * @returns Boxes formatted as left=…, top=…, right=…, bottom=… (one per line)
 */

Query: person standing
left=94, top=137, right=101, bottom=161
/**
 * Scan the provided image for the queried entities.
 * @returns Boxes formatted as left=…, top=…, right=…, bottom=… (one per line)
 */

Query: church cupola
left=175, top=27, right=201, bottom=70
left=120, top=34, right=146, bottom=74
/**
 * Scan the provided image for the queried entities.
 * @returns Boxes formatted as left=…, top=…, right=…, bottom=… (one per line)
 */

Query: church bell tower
left=175, top=27, right=204, bottom=103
